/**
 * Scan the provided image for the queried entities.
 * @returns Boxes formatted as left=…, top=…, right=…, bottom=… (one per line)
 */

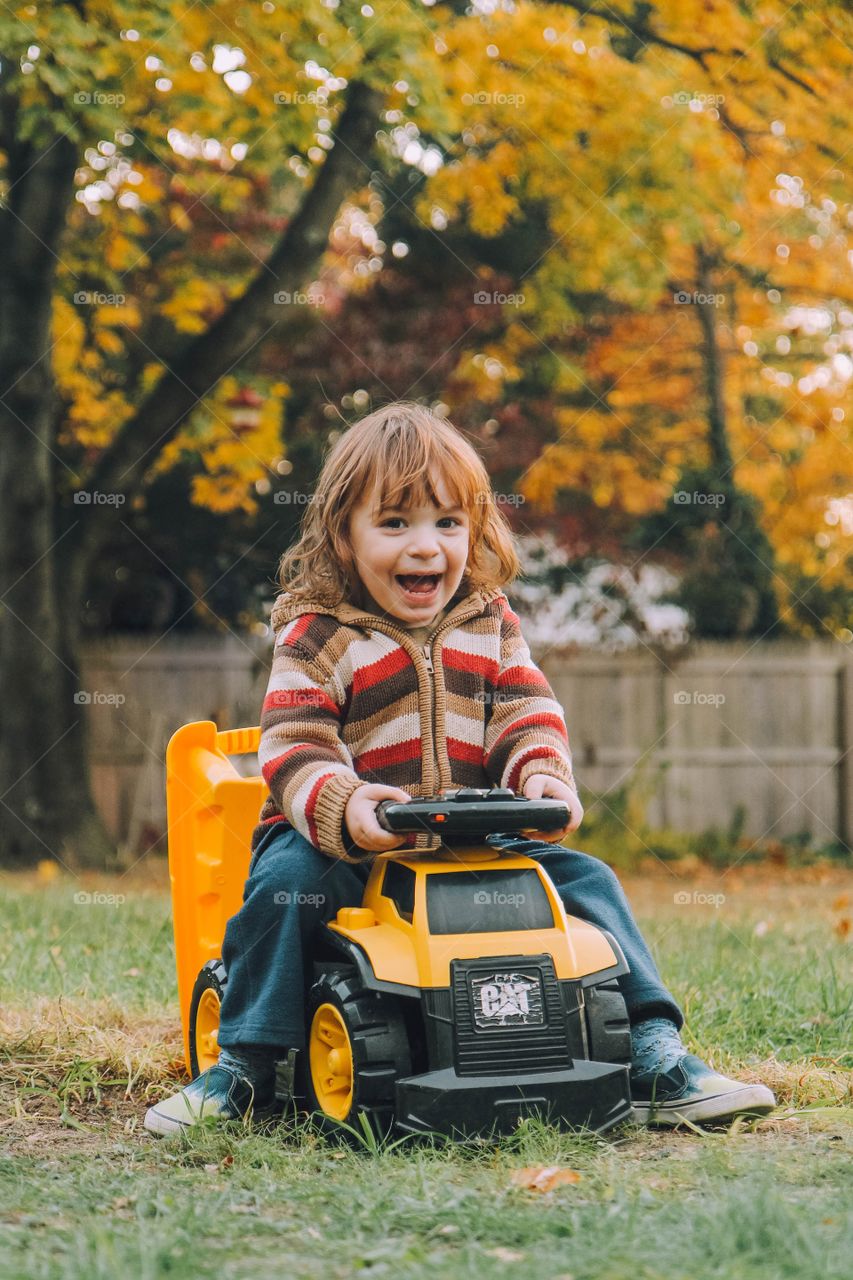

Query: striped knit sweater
left=253, top=585, right=576, bottom=861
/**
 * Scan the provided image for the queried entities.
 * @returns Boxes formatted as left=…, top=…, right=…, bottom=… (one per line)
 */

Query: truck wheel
left=584, top=979, right=631, bottom=1064
left=188, top=958, right=227, bottom=1078
left=305, top=970, right=411, bottom=1138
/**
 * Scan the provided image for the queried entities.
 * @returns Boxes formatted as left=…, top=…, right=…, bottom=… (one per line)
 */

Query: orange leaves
left=832, top=893, right=851, bottom=941
left=510, top=1165, right=582, bottom=1192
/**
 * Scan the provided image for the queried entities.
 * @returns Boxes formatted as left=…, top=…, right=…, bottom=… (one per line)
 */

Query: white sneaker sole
left=143, top=1097, right=280, bottom=1137
left=632, top=1082, right=776, bottom=1127
left=143, top=1103, right=204, bottom=1136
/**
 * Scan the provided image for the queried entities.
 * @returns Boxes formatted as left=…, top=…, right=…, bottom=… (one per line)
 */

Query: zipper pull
left=422, top=643, right=434, bottom=675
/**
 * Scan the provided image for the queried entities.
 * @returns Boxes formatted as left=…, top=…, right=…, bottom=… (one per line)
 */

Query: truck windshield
left=426, top=869, right=555, bottom=935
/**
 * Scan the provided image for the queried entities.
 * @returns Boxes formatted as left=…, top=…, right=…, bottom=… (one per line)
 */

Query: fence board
left=79, top=635, right=852, bottom=852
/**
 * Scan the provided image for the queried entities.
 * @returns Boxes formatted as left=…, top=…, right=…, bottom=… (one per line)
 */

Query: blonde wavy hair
left=277, top=401, right=521, bottom=607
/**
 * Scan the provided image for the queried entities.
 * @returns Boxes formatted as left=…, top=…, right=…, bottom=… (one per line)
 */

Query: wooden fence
left=80, top=634, right=853, bottom=853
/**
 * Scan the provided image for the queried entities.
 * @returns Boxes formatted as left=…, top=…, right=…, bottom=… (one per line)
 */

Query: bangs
left=362, top=428, right=483, bottom=518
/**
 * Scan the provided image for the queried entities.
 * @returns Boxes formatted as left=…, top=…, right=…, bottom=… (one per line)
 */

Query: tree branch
left=69, top=78, right=384, bottom=566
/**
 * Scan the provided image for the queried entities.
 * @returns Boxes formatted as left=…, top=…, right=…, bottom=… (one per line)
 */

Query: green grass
left=1, top=863, right=851, bottom=1279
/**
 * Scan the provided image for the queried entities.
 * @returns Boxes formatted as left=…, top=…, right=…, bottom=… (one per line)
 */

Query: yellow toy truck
left=166, top=720, right=633, bottom=1138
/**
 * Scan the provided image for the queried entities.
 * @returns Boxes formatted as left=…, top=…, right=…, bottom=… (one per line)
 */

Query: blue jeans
left=217, top=824, right=682, bottom=1052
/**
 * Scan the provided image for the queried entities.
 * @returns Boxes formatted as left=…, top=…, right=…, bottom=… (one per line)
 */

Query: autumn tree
left=1, top=0, right=851, bottom=870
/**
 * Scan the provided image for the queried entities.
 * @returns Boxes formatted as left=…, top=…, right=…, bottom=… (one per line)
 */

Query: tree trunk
left=692, top=244, right=780, bottom=635
left=0, top=122, right=116, bottom=867
left=0, top=81, right=383, bottom=866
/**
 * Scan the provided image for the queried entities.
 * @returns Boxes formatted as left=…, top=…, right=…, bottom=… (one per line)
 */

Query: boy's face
left=348, top=478, right=470, bottom=624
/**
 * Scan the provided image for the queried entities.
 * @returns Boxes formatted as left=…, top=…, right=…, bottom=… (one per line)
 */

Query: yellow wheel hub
left=195, top=987, right=221, bottom=1072
left=309, top=1002, right=354, bottom=1120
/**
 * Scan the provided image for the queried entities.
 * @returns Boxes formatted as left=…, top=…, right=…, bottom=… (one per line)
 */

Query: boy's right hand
left=344, top=784, right=412, bottom=852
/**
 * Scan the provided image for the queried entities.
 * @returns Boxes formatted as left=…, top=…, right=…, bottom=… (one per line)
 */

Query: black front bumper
left=395, top=1060, right=632, bottom=1137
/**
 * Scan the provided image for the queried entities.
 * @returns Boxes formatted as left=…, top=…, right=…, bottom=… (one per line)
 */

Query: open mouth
left=395, top=573, right=442, bottom=600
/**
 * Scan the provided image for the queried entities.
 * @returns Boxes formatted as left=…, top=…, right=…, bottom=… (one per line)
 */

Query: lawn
left=0, top=858, right=851, bottom=1280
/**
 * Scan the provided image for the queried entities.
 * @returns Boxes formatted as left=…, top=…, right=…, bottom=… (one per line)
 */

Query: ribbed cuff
left=311, top=772, right=372, bottom=861
left=514, top=753, right=576, bottom=794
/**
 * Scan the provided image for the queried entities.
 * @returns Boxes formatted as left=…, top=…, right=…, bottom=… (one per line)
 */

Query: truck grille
left=451, top=955, right=574, bottom=1077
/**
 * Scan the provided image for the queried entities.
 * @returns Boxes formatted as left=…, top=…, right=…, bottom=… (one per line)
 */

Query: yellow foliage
left=161, top=278, right=228, bottom=334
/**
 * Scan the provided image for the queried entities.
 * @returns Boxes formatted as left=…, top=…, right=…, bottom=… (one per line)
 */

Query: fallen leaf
left=831, top=893, right=850, bottom=911
left=123, top=968, right=141, bottom=977
left=36, top=859, right=60, bottom=884
left=485, top=1247, right=525, bottom=1262
left=833, top=917, right=850, bottom=940
left=510, top=1165, right=582, bottom=1193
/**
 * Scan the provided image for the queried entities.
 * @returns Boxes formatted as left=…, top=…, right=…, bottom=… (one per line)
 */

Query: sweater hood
left=270, top=584, right=506, bottom=634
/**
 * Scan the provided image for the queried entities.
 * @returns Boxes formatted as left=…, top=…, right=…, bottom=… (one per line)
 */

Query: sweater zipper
left=332, top=604, right=488, bottom=794
left=422, top=642, right=440, bottom=792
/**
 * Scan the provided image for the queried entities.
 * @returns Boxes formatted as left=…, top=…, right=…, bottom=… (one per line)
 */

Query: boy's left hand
left=522, top=774, right=583, bottom=840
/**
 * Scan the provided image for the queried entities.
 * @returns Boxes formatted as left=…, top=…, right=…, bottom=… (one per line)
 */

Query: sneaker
left=144, top=1065, right=274, bottom=1137
left=631, top=1053, right=776, bottom=1127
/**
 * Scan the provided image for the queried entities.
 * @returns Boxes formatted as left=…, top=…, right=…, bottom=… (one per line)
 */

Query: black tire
left=584, top=979, right=631, bottom=1064
left=305, top=969, right=411, bottom=1138
left=188, top=958, right=227, bottom=1078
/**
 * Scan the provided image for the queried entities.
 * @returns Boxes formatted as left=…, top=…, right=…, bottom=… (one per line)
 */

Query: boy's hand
left=344, top=784, right=412, bottom=853
left=522, top=774, right=583, bottom=841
